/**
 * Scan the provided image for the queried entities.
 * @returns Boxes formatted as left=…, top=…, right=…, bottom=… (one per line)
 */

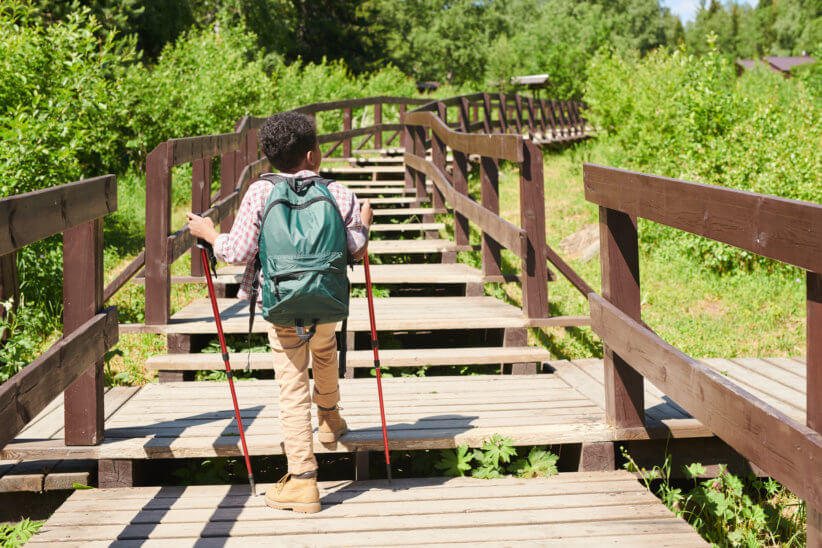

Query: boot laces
left=275, top=473, right=291, bottom=494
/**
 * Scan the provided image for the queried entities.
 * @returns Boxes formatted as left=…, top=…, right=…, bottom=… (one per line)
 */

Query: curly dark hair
left=259, top=112, right=317, bottom=172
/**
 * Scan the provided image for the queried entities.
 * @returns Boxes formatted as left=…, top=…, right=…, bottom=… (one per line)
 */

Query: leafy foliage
left=622, top=446, right=806, bottom=547
left=0, top=518, right=44, bottom=547
left=436, top=436, right=559, bottom=479
left=585, top=44, right=822, bottom=272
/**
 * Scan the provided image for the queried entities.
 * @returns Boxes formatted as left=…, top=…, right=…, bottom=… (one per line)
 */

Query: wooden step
left=367, top=197, right=417, bottom=205
left=215, top=262, right=484, bottom=285
left=367, top=238, right=468, bottom=254
left=321, top=165, right=406, bottom=175
left=371, top=222, right=443, bottom=232
left=373, top=207, right=444, bottom=217
left=348, top=187, right=410, bottom=196
left=29, top=472, right=705, bottom=546
left=341, top=179, right=406, bottom=187
left=3, top=372, right=708, bottom=461
left=146, top=346, right=552, bottom=371
left=120, top=296, right=588, bottom=336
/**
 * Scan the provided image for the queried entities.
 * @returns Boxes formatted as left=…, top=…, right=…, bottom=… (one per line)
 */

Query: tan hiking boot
left=264, top=473, right=321, bottom=513
left=317, top=404, right=348, bottom=443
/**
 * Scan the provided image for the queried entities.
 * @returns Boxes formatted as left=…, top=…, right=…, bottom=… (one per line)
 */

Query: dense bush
left=585, top=44, right=822, bottom=272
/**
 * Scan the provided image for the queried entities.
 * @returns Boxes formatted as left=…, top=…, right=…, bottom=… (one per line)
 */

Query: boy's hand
left=186, top=212, right=218, bottom=245
left=361, top=200, right=373, bottom=229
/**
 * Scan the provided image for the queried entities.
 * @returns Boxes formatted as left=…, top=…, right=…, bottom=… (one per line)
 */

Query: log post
left=190, top=158, right=211, bottom=277
left=480, top=156, right=501, bottom=278
left=497, top=93, right=509, bottom=134
left=63, top=216, right=105, bottom=445
left=807, top=271, right=822, bottom=547
left=599, top=204, right=645, bottom=429
left=343, top=108, right=352, bottom=159
left=145, top=141, right=173, bottom=326
left=0, top=252, right=19, bottom=342
left=458, top=97, right=469, bottom=132
left=401, top=105, right=414, bottom=192
left=452, top=149, right=470, bottom=248
left=482, top=93, right=494, bottom=134
left=220, top=149, right=237, bottom=232
left=544, top=100, right=558, bottom=141
left=411, top=126, right=427, bottom=209
left=526, top=97, right=538, bottom=139
left=374, top=103, right=382, bottom=151
left=518, top=141, right=549, bottom=319
left=513, top=95, right=524, bottom=135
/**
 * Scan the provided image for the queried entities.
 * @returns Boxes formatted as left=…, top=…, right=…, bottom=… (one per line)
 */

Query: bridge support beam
left=355, top=450, right=370, bottom=481
left=578, top=442, right=615, bottom=472
left=504, top=328, right=537, bottom=375
left=99, top=459, right=140, bottom=489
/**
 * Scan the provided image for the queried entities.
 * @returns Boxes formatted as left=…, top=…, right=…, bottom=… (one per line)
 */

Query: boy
left=187, top=111, right=372, bottom=513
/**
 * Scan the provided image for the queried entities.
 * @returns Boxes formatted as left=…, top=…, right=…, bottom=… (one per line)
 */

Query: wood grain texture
left=589, top=292, right=822, bottom=511
left=404, top=154, right=526, bottom=257
left=169, top=132, right=242, bottom=167
left=404, top=111, right=522, bottom=162
left=0, top=175, right=116, bottom=256
left=0, top=308, right=118, bottom=450
left=584, top=164, right=822, bottom=272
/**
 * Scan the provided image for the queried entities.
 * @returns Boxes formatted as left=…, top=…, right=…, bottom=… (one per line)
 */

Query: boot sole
left=318, top=425, right=348, bottom=444
left=264, top=495, right=321, bottom=514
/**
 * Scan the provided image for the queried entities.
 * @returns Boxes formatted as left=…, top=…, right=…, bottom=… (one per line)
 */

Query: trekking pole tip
left=249, top=475, right=257, bottom=496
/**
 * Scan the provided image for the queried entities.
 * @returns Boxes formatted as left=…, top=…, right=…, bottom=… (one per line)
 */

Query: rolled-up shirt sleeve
left=337, top=186, right=369, bottom=260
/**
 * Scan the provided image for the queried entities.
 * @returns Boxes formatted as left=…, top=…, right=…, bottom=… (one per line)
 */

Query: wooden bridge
left=0, top=93, right=819, bottom=546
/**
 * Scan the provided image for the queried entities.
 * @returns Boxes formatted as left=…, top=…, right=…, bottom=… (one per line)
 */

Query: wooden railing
left=130, top=93, right=590, bottom=326
left=0, top=176, right=119, bottom=450
left=403, top=96, right=592, bottom=325
left=584, top=164, right=822, bottom=544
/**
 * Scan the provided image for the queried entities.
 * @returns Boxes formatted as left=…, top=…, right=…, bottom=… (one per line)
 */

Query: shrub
left=585, top=43, right=822, bottom=273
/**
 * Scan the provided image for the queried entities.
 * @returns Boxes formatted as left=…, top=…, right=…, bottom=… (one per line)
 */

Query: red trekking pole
left=363, top=253, right=392, bottom=482
left=198, top=239, right=256, bottom=495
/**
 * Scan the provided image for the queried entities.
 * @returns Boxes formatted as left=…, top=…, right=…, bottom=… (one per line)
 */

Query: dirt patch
left=694, top=296, right=727, bottom=319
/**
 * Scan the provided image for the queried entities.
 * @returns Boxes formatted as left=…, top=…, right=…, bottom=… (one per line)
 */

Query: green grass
left=449, top=143, right=805, bottom=360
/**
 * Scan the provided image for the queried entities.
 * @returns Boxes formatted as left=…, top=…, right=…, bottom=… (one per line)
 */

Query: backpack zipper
left=272, top=269, right=316, bottom=300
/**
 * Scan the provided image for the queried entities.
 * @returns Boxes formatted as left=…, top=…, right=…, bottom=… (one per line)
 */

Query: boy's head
left=260, top=112, right=321, bottom=173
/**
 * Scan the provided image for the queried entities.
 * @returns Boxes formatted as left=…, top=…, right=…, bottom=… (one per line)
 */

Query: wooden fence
left=584, top=164, right=822, bottom=545
left=130, top=93, right=589, bottom=326
left=0, top=176, right=119, bottom=450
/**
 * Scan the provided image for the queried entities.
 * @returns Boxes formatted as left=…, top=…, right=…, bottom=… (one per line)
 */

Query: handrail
left=404, top=111, right=522, bottom=161
left=291, top=96, right=429, bottom=115
left=0, top=175, right=116, bottom=256
left=585, top=163, right=822, bottom=536
left=404, top=153, right=527, bottom=257
left=584, top=163, right=822, bottom=272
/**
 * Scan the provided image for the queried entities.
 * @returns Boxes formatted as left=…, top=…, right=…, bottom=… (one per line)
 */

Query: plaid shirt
left=214, top=170, right=368, bottom=302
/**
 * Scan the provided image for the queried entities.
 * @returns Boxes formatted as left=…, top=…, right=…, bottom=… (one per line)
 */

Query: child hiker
left=187, top=111, right=372, bottom=514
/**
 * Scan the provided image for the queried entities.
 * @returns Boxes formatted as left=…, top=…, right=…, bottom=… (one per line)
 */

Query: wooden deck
left=3, top=357, right=800, bottom=463
left=29, top=472, right=706, bottom=546
left=214, top=262, right=491, bottom=285
left=124, top=296, right=588, bottom=336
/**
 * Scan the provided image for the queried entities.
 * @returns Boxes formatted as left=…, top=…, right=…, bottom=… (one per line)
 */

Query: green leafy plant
left=622, top=446, right=806, bottom=546
left=0, top=518, right=44, bottom=547
left=436, top=436, right=559, bottom=480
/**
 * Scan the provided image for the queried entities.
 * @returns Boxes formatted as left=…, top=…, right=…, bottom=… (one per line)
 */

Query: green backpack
left=250, top=174, right=350, bottom=343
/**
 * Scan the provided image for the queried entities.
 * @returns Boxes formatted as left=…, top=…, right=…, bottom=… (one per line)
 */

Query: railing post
left=145, top=141, right=172, bottom=326
left=518, top=140, right=549, bottom=318
left=220, top=149, right=237, bottom=231
left=480, top=156, right=501, bottom=278
left=63, top=215, right=105, bottom=445
left=526, top=97, right=538, bottom=140
left=401, top=105, right=414, bottom=193
left=190, top=158, right=211, bottom=277
left=411, top=125, right=427, bottom=208
left=497, top=93, right=510, bottom=134
left=452, top=103, right=470, bottom=248
left=513, top=95, right=524, bottom=135
left=807, top=272, right=822, bottom=546
left=343, top=107, right=352, bottom=158
left=374, top=103, right=382, bottom=151
left=482, top=93, right=493, bottom=134
left=599, top=202, right=645, bottom=429
left=458, top=97, right=469, bottom=132
left=0, top=252, right=19, bottom=341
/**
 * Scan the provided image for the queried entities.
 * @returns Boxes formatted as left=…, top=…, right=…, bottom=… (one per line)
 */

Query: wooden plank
left=518, top=140, right=549, bottom=318
left=404, top=111, right=523, bottom=162
left=42, top=459, right=95, bottom=490
left=215, top=263, right=484, bottom=285
left=292, top=96, right=428, bottom=115
left=146, top=346, right=551, bottom=371
left=0, top=175, right=116, bottom=256
left=0, top=459, right=58, bottom=492
left=599, top=205, right=644, bottom=428
left=169, top=133, right=242, bottom=167
left=367, top=239, right=469, bottom=255
left=368, top=197, right=416, bottom=205
left=584, top=164, right=822, bottom=272
left=0, top=308, right=119, bottom=450
left=808, top=270, right=822, bottom=542
left=372, top=208, right=442, bottom=216
left=103, top=251, right=145, bottom=303
left=404, top=154, right=527, bottom=257
left=698, top=358, right=805, bottom=416
left=589, top=292, right=822, bottom=511
left=163, top=296, right=530, bottom=334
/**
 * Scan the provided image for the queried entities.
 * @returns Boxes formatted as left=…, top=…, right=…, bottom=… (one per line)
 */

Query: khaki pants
left=268, top=322, right=340, bottom=474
